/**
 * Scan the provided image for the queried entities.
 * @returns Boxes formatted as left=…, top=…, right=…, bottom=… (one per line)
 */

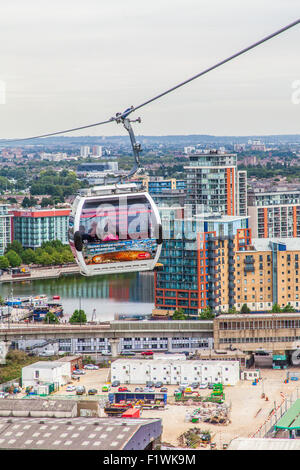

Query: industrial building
left=110, top=358, right=240, bottom=385
left=0, top=416, right=162, bottom=450
left=0, top=398, right=77, bottom=418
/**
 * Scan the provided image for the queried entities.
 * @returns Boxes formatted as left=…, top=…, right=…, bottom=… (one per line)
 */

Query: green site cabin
left=274, top=399, right=300, bottom=431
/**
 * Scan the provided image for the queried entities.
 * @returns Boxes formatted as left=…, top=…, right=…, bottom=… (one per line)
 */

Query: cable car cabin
left=69, top=184, right=162, bottom=276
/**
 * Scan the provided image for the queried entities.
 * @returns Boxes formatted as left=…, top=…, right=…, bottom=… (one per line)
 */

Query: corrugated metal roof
left=228, top=438, right=300, bottom=450
left=275, top=399, right=300, bottom=430
left=0, top=398, right=77, bottom=412
left=0, top=417, right=161, bottom=450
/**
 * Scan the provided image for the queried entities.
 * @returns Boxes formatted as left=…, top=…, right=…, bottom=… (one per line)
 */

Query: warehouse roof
left=22, top=361, right=65, bottom=370
left=0, top=399, right=77, bottom=412
left=228, top=437, right=300, bottom=450
left=275, top=399, right=300, bottom=430
left=0, top=417, right=161, bottom=450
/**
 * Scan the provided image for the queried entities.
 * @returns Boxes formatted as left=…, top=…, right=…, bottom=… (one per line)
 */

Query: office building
left=12, top=208, right=70, bottom=248
left=0, top=205, right=12, bottom=255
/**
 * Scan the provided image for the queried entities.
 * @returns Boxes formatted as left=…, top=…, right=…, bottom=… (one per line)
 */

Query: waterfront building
left=185, top=150, right=247, bottom=216
left=11, top=208, right=70, bottom=248
left=0, top=204, right=12, bottom=255
left=248, top=187, right=300, bottom=238
left=155, top=208, right=250, bottom=316
left=155, top=205, right=300, bottom=316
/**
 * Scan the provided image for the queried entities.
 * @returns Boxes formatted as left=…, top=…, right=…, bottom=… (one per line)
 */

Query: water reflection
left=1, top=272, right=155, bottom=321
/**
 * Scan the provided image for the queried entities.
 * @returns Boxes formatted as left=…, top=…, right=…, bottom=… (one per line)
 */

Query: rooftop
left=0, top=416, right=161, bottom=450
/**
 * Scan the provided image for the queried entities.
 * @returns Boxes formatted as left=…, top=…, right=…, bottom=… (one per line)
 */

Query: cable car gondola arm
left=115, top=107, right=142, bottom=181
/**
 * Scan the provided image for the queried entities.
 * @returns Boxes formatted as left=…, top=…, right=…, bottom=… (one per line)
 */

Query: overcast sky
left=0, top=0, right=299, bottom=138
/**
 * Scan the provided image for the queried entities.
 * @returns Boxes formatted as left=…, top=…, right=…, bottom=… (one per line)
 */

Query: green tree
left=282, top=303, right=296, bottom=313
left=44, top=311, right=60, bottom=324
left=6, top=250, right=22, bottom=267
left=21, top=249, right=36, bottom=265
left=69, top=309, right=87, bottom=324
left=240, top=304, right=251, bottom=314
left=61, top=250, right=74, bottom=263
left=271, top=303, right=282, bottom=313
left=35, top=252, right=54, bottom=266
left=199, top=306, right=214, bottom=319
left=5, top=240, right=23, bottom=255
left=0, top=256, right=9, bottom=269
left=0, top=296, right=5, bottom=305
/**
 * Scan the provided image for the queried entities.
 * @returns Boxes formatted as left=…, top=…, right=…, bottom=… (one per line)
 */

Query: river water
left=0, top=272, right=155, bottom=321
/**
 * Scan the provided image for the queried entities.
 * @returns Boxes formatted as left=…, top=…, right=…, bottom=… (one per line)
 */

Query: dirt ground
left=48, top=366, right=300, bottom=449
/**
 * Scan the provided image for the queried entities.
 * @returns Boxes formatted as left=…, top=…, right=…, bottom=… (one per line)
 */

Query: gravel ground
left=35, top=367, right=300, bottom=449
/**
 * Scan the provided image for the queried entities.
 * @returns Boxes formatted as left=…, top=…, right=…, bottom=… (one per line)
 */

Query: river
left=0, top=272, right=155, bottom=321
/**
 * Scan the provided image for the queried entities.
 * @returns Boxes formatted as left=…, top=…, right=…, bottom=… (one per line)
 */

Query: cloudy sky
left=0, top=0, right=299, bottom=138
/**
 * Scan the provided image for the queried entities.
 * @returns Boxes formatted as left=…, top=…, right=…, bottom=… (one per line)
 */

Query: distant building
left=22, top=361, right=71, bottom=388
left=12, top=208, right=70, bottom=248
left=92, top=145, right=102, bottom=157
left=80, top=146, right=90, bottom=158
left=0, top=204, right=12, bottom=255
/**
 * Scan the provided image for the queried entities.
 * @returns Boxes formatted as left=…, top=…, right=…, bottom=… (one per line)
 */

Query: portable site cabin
left=22, top=361, right=70, bottom=388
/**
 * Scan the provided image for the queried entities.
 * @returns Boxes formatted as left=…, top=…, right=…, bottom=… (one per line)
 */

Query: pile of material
left=189, top=402, right=230, bottom=425
left=178, top=427, right=211, bottom=448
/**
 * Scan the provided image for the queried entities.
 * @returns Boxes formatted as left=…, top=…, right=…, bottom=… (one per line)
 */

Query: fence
left=250, top=388, right=300, bottom=438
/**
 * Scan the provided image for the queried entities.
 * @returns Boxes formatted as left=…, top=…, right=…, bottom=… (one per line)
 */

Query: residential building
left=12, top=208, right=70, bottom=248
left=80, top=145, right=90, bottom=158
left=248, top=187, right=300, bottom=238
left=155, top=207, right=250, bottom=316
left=185, top=149, right=247, bottom=216
left=0, top=204, right=12, bottom=255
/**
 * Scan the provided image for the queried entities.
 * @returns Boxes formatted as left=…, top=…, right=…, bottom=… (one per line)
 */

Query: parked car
left=88, top=388, right=98, bottom=395
left=143, top=387, right=154, bottom=393
left=111, top=380, right=120, bottom=387
left=84, top=364, right=98, bottom=370
left=101, top=351, right=112, bottom=356
left=71, top=375, right=80, bottom=381
left=121, top=351, right=135, bottom=356
left=102, top=385, right=110, bottom=392
left=199, top=382, right=208, bottom=389
left=154, top=382, right=163, bottom=388
left=178, top=386, right=186, bottom=392
left=160, top=387, right=168, bottom=393
left=146, top=381, right=154, bottom=387
left=141, top=350, right=153, bottom=356
left=72, top=369, right=85, bottom=375
left=191, top=382, right=199, bottom=389
left=134, top=387, right=143, bottom=392
left=118, top=387, right=130, bottom=392
left=66, top=385, right=76, bottom=392
left=208, top=383, right=214, bottom=389
left=76, top=386, right=86, bottom=395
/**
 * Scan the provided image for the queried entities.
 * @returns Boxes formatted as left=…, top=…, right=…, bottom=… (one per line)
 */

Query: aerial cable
left=0, top=18, right=298, bottom=146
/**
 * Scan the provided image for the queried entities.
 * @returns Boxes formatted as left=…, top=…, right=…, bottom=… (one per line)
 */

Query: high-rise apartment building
left=0, top=205, right=12, bottom=255
left=248, top=188, right=300, bottom=238
left=185, top=150, right=247, bottom=216
left=12, top=209, right=70, bottom=248
left=80, top=146, right=90, bottom=158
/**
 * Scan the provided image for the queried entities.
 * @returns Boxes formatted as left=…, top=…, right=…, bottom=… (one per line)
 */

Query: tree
left=6, top=250, right=22, bottom=268
left=35, top=252, right=54, bottom=266
left=0, top=256, right=9, bottom=269
left=227, top=306, right=238, bottom=314
left=240, top=304, right=251, bottom=314
left=199, top=306, right=214, bottom=319
left=69, top=309, right=87, bottom=324
left=282, top=303, right=296, bottom=313
left=172, top=308, right=187, bottom=320
left=271, top=303, right=282, bottom=313
left=0, top=296, right=5, bottom=305
left=44, top=312, right=60, bottom=324
left=5, top=240, right=23, bottom=255
left=21, top=249, right=36, bottom=265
